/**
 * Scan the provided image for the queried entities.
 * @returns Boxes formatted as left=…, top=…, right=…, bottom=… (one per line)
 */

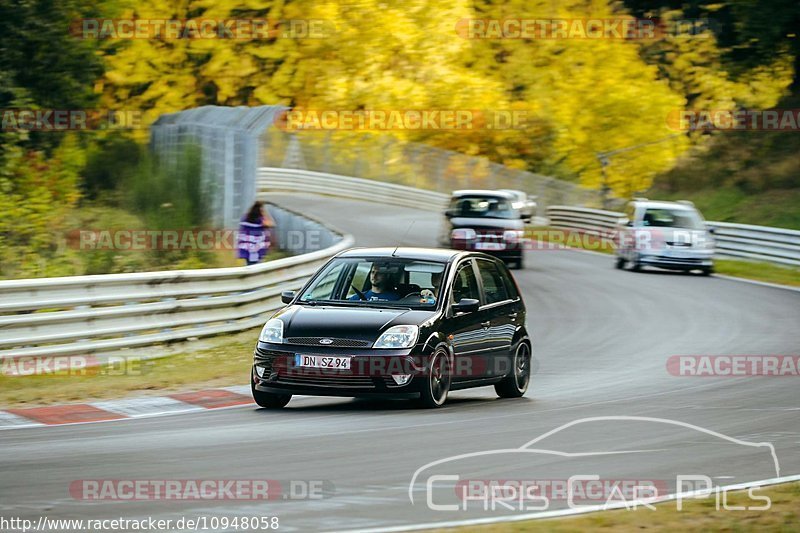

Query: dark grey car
left=439, top=190, right=530, bottom=269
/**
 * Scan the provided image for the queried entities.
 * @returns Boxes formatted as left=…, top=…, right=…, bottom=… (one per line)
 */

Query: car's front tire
left=495, top=341, right=531, bottom=398
left=418, top=349, right=451, bottom=408
left=251, top=378, right=291, bottom=409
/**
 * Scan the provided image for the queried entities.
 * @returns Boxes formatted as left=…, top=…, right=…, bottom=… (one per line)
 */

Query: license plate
left=294, top=354, right=351, bottom=369
left=475, top=242, right=505, bottom=251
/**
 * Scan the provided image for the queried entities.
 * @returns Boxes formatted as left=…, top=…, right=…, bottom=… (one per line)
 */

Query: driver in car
left=350, top=263, right=400, bottom=301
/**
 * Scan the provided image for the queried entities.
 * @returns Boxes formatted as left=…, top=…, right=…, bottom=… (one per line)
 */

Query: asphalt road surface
left=1, top=193, right=798, bottom=532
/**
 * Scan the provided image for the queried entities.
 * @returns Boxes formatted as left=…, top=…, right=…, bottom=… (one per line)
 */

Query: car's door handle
left=481, top=321, right=491, bottom=328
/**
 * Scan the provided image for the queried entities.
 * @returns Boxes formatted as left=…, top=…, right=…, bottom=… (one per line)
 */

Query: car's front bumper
left=252, top=343, right=428, bottom=397
left=638, top=249, right=714, bottom=270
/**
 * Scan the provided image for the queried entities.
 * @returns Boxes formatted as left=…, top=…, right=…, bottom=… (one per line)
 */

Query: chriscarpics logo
left=410, top=416, right=780, bottom=515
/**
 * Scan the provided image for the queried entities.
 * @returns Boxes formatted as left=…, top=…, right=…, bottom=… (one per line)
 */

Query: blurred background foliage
left=0, top=0, right=798, bottom=277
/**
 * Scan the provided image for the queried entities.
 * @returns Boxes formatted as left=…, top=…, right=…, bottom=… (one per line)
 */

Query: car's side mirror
left=445, top=209, right=456, bottom=218
left=281, top=290, right=296, bottom=304
left=451, top=298, right=480, bottom=314
left=618, top=217, right=631, bottom=227
left=521, top=213, right=532, bottom=222
left=707, top=225, right=716, bottom=234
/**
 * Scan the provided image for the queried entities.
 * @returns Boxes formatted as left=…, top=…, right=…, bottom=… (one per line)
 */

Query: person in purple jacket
left=237, top=201, right=275, bottom=265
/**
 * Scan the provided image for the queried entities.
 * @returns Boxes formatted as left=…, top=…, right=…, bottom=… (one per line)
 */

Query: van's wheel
left=495, top=342, right=531, bottom=398
left=251, top=378, right=291, bottom=408
left=418, top=350, right=451, bottom=408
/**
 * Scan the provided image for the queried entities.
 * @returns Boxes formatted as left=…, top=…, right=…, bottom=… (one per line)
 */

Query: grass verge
left=0, top=328, right=260, bottom=409
left=428, top=481, right=799, bottom=532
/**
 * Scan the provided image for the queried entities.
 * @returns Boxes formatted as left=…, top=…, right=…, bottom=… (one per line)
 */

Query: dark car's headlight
left=259, top=318, right=284, bottom=343
left=373, top=325, right=419, bottom=349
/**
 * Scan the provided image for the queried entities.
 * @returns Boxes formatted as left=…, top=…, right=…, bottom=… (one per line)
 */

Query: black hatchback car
left=252, top=247, right=531, bottom=408
left=440, top=190, right=530, bottom=269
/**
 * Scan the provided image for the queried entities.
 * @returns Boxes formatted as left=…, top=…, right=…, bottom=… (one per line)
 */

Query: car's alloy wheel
left=495, top=342, right=531, bottom=398
left=419, top=350, right=451, bottom=408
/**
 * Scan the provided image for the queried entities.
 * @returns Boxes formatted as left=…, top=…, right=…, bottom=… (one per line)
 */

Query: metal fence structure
left=0, top=207, right=350, bottom=360
left=151, top=105, right=287, bottom=229
left=151, top=106, right=601, bottom=228
left=260, top=129, right=602, bottom=213
left=546, top=205, right=800, bottom=266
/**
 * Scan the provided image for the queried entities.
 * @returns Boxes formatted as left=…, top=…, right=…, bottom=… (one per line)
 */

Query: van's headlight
left=259, top=318, right=284, bottom=343
left=373, top=325, right=419, bottom=349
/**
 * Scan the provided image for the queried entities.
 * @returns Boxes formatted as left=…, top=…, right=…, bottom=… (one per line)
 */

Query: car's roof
left=451, top=189, right=515, bottom=199
left=337, top=247, right=464, bottom=262
left=633, top=200, right=697, bottom=211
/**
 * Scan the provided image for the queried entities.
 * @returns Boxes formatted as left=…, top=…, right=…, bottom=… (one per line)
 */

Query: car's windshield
left=450, top=196, right=518, bottom=219
left=299, top=258, right=447, bottom=309
left=640, top=208, right=705, bottom=230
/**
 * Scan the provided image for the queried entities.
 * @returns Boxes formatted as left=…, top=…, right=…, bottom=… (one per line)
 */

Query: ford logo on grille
left=319, top=338, right=334, bottom=345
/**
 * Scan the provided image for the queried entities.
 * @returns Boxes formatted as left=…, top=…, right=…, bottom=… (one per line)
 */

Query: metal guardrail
left=258, top=167, right=451, bottom=211
left=546, top=206, right=800, bottom=267
left=0, top=208, right=353, bottom=360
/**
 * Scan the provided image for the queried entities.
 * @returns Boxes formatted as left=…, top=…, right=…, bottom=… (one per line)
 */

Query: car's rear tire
left=251, top=380, right=291, bottom=408
left=495, top=342, right=531, bottom=398
left=614, top=256, right=625, bottom=269
left=418, top=350, right=451, bottom=408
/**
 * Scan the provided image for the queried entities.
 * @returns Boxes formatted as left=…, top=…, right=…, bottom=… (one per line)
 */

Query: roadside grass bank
left=429, top=481, right=799, bottom=532
left=0, top=327, right=260, bottom=409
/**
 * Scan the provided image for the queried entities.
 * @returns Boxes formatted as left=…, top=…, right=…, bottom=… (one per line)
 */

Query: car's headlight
left=373, top=325, right=419, bottom=349
left=259, top=318, right=284, bottom=343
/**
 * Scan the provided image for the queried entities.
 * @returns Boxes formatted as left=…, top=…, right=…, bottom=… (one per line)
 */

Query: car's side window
left=476, top=260, right=510, bottom=304
left=497, top=261, right=519, bottom=300
left=451, top=261, right=481, bottom=303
